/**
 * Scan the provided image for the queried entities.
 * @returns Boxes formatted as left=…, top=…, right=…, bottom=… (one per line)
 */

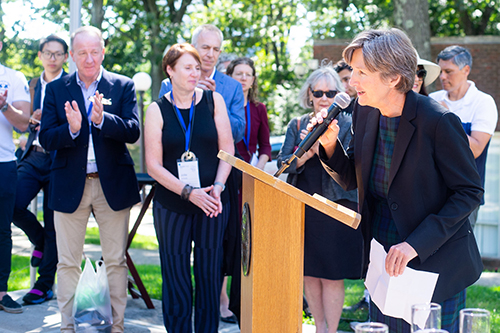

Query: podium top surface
left=218, top=150, right=361, bottom=229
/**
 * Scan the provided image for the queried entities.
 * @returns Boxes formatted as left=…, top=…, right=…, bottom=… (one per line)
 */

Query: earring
left=308, top=99, right=313, bottom=106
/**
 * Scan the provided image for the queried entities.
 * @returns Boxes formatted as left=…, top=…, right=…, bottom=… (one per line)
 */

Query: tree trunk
left=91, top=0, right=104, bottom=30
left=393, top=0, right=432, bottom=61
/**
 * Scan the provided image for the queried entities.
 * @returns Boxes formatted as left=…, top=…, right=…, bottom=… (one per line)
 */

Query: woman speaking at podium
left=313, top=28, right=483, bottom=333
left=278, top=62, right=363, bottom=333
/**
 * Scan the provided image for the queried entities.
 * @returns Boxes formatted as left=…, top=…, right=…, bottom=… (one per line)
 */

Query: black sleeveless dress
left=153, top=91, right=229, bottom=215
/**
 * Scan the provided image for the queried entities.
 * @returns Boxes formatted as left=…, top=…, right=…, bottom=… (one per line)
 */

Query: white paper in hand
left=364, top=239, right=439, bottom=325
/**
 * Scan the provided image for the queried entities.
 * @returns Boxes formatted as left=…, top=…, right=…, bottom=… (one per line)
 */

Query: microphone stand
left=274, top=155, right=296, bottom=177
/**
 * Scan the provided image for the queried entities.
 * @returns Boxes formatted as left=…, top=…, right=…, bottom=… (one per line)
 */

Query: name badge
left=250, top=152, right=259, bottom=166
left=177, top=151, right=201, bottom=188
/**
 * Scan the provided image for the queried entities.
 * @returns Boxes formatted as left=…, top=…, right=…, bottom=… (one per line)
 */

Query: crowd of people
left=0, top=22, right=497, bottom=333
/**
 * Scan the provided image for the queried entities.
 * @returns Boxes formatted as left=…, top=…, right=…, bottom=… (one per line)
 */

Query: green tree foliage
left=190, top=0, right=307, bottom=132
left=4, top=0, right=500, bottom=134
left=306, top=0, right=393, bottom=40
left=430, top=0, right=500, bottom=36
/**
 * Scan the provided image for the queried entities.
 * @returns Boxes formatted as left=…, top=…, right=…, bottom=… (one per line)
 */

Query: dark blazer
left=20, top=71, right=67, bottom=162
left=39, top=70, right=141, bottom=213
left=321, top=90, right=484, bottom=303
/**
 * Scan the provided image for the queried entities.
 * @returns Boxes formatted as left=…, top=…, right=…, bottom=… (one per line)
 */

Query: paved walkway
left=7, top=203, right=500, bottom=332
left=6, top=204, right=321, bottom=332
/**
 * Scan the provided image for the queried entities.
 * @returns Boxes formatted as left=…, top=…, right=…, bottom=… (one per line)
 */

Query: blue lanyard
left=87, top=88, right=98, bottom=124
left=87, top=102, right=93, bottom=123
left=171, top=92, right=196, bottom=152
left=242, top=102, right=251, bottom=150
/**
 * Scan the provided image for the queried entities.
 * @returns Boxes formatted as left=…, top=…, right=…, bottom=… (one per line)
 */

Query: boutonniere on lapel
left=88, top=95, right=112, bottom=105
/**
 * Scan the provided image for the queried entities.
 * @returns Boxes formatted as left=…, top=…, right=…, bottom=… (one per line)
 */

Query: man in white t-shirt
left=430, top=45, right=498, bottom=229
left=0, top=40, right=31, bottom=313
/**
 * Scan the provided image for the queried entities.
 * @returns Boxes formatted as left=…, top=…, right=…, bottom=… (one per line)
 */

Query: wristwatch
left=1, top=103, right=8, bottom=113
left=214, top=181, right=225, bottom=191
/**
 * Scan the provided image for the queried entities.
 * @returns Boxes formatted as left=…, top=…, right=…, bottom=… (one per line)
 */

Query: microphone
left=274, top=92, right=351, bottom=177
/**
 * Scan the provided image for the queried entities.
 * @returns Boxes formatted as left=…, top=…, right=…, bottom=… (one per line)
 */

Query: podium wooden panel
left=218, top=151, right=361, bottom=333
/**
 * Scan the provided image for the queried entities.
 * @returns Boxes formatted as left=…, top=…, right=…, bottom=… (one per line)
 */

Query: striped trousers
left=153, top=200, right=230, bottom=333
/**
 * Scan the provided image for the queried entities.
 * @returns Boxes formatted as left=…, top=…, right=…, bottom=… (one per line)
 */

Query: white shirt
left=429, top=81, right=498, bottom=135
left=0, top=63, right=30, bottom=162
left=71, top=67, right=104, bottom=173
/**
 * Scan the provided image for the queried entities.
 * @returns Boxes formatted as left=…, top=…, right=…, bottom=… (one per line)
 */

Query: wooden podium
left=218, top=151, right=361, bottom=333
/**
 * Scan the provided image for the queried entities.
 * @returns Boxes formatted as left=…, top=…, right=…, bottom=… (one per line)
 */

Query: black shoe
left=23, top=288, right=54, bottom=305
left=31, top=248, right=43, bottom=267
left=220, top=314, right=238, bottom=324
left=0, top=294, right=24, bottom=313
left=344, top=297, right=369, bottom=312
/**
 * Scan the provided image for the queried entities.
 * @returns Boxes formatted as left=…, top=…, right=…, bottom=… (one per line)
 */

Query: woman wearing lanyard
left=227, top=57, right=272, bottom=169
left=145, top=43, right=234, bottom=333
left=277, top=63, right=363, bottom=333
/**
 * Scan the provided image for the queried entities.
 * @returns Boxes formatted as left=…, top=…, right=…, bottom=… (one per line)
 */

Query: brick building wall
left=314, top=36, right=500, bottom=131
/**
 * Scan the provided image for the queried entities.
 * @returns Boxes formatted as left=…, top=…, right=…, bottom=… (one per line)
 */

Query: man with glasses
left=12, top=34, right=68, bottom=306
left=430, top=45, right=498, bottom=229
left=0, top=39, right=31, bottom=314
left=39, top=26, right=140, bottom=332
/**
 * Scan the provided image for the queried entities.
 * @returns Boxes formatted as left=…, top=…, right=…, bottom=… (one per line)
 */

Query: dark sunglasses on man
left=310, top=89, right=338, bottom=98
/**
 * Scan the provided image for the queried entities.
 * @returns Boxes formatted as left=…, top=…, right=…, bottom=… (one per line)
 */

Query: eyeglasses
left=41, top=51, right=65, bottom=60
left=416, top=68, right=427, bottom=79
left=310, top=89, right=337, bottom=98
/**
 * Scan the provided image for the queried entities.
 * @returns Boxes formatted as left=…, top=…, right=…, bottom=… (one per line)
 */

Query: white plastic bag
left=73, top=258, right=113, bottom=332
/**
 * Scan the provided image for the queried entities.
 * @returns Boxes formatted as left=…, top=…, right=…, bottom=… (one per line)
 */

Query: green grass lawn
left=84, top=227, right=158, bottom=250
left=9, top=246, right=500, bottom=332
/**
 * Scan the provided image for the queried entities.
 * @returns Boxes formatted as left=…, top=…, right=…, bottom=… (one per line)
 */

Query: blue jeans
left=0, top=161, right=17, bottom=291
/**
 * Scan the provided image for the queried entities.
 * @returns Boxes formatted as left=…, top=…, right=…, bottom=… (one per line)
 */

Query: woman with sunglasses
left=412, top=56, right=441, bottom=95
left=277, top=62, right=363, bottom=333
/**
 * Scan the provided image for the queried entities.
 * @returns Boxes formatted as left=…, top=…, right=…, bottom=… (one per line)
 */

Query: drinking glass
left=414, top=330, right=449, bottom=333
left=459, top=308, right=490, bottom=333
left=411, top=302, right=442, bottom=332
left=355, top=322, right=389, bottom=333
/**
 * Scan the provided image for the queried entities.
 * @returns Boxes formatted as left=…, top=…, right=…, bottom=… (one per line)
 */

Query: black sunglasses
left=310, top=89, right=338, bottom=98
left=416, top=68, right=427, bottom=79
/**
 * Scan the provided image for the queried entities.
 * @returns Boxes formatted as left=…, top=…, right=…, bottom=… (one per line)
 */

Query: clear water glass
left=411, top=302, right=442, bottom=332
left=355, top=322, right=389, bottom=333
left=459, top=308, right=490, bottom=333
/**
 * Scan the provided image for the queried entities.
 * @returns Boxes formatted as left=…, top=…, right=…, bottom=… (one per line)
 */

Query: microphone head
left=334, top=92, right=351, bottom=109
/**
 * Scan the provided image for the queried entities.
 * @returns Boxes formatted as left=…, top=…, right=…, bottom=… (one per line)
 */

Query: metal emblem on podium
left=241, top=202, right=252, bottom=276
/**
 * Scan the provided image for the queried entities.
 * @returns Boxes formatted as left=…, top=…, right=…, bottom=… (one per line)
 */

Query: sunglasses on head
left=416, top=68, right=427, bottom=79
left=310, top=89, right=338, bottom=98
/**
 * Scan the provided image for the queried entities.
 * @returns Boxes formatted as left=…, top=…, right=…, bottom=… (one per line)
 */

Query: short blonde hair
left=343, top=28, right=417, bottom=93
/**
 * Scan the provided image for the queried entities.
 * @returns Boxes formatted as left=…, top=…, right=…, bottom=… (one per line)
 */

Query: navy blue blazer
left=39, top=70, right=141, bottom=213
left=159, top=70, right=245, bottom=142
left=20, top=71, right=67, bottom=162
left=321, top=90, right=484, bottom=303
